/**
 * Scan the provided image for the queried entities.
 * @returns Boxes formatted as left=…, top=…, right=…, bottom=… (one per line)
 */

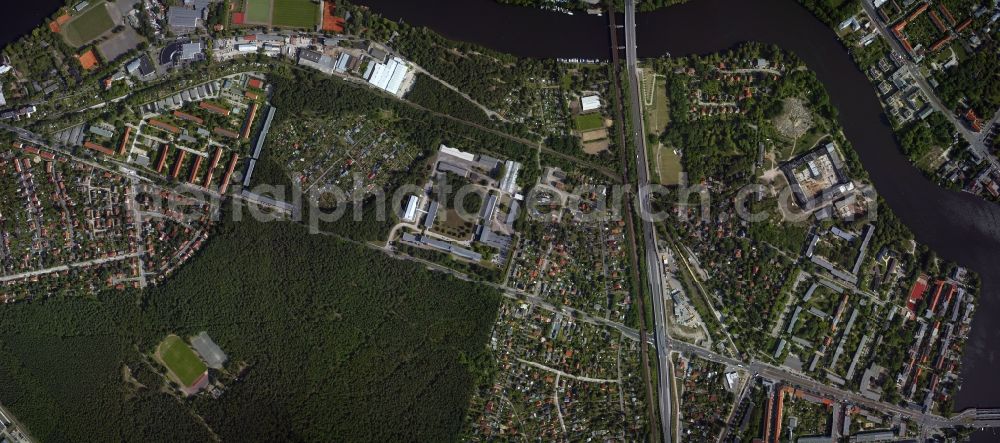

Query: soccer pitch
left=272, top=0, right=319, bottom=28
left=156, top=335, right=208, bottom=387
left=245, top=0, right=272, bottom=24
left=575, top=113, right=605, bottom=132
left=62, top=4, right=115, bottom=47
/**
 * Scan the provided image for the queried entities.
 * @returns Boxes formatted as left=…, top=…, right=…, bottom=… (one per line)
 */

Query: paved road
left=618, top=4, right=1000, bottom=438
left=410, top=64, right=506, bottom=121
left=0, top=123, right=133, bottom=179
left=0, top=402, right=33, bottom=443
left=859, top=1, right=1000, bottom=172
left=126, top=177, right=148, bottom=289
left=516, top=358, right=622, bottom=383
left=0, top=253, right=140, bottom=283
left=622, top=1, right=675, bottom=441
left=378, top=222, right=1000, bottom=433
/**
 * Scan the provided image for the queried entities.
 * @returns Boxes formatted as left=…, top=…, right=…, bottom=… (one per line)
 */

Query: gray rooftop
left=180, top=42, right=203, bottom=60
left=424, top=200, right=439, bottom=229
left=168, top=7, right=202, bottom=29
left=190, top=331, right=228, bottom=370
left=88, top=125, right=115, bottom=139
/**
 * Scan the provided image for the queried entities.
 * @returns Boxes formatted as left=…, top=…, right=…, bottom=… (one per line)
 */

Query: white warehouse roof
left=366, top=57, right=409, bottom=96
left=581, top=95, right=601, bottom=112
left=402, top=195, right=419, bottom=222
left=499, top=160, right=522, bottom=195
left=438, top=144, right=475, bottom=162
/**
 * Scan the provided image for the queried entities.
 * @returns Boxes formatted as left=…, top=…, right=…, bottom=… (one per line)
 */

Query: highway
left=657, top=333, right=1000, bottom=432
left=358, top=207, right=1000, bottom=436
left=622, top=1, right=675, bottom=441
left=385, top=238, right=994, bottom=432
left=616, top=2, right=1000, bottom=440
left=8, top=21, right=998, bottom=438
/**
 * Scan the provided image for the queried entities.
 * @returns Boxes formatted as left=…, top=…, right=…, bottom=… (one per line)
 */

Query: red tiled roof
left=189, top=155, right=203, bottom=184
left=118, top=127, right=132, bottom=156
left=199, top=101, right=231, bottom=116
left=171, top=150, right=187, bottom=179
left=929, top=11, right=946, bottom=32
left=930, top=35, right=953, bottom=52
left=84, top=141, right=114, bottom=155
left=241, top=103, right=258, bottom=139
left=213, top=127, right=239, bottom=139
left=173, top=110, right=204, bottom=125
left=156, top=145, right=170, bottom=173
left=906, top=275, right=929, bottom=318
left=220, top=153, right=240, bottom=195
left=148, top=119, right=180, bottom=134
left=939, top=4, right=956, bottom=25
left=204, top=147, right=224, bottom=187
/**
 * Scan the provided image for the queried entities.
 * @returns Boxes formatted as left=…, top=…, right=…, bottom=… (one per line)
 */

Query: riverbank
left=0, top=2, right=62, bottom=49
left=357, top=0, right=1000, bottom=429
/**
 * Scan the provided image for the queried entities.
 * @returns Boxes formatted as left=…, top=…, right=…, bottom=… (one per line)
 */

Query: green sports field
left=156, top=335, right=207, bottom=387
left=245, top=0, right=272, bottom=23
left=574, top=113, right=605, bottom=132
left=62, top=4, right=115, bottom=47
left=271, top=0, right=319, bottom=28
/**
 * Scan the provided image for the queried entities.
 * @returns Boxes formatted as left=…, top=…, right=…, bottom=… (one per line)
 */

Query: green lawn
left=272, top=0, right=319, bottom=28
left=644, top=76, right=670, bottom=136
left=657, top=145, right=683, bottom=185
left=574, top=113, right=605, bottom=132
left=913, top=146, right=945, bottom=174
left=245, top=0, right=272, bottom=24
left=62, top=3, right=114, bottom=47
left=157, top=335, right=207, bottom=387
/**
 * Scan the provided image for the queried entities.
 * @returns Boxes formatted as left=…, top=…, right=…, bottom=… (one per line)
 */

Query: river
left=0, top=1, right=63, bottom=49
left=357, top=0, right=1000, bottom=437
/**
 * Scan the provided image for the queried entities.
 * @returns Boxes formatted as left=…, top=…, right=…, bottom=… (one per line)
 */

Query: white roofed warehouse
left=402, top=195, right=419, bottom=222
left=581, top=95, right=601, bottom=112
left=365, top=57, right=411, bottom=96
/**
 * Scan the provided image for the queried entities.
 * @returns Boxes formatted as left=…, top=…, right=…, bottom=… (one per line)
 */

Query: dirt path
left=516, top=358, right=620, bottom=384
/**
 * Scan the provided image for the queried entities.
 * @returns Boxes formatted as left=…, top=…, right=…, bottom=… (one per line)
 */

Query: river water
left=0, top=2, right=62, bottom=49
left=358, top=0, right=1000, bottom=433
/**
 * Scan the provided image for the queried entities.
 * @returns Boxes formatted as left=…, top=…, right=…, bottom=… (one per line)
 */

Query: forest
left=660, top=117, right=759, bottom=183
left=897, top=112, right=955, bottom=160
left=406, top=74, right=492, bottom=126
left=795, top=0, right=860, bottom=26
left=0, top=207, right=502, bottom=442
left=934, top=45, right=1000, bottom=117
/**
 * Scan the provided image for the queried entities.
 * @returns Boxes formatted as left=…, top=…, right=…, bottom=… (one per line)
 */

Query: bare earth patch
left=580, top=128, right=608, bottom=143
left=773, top=97, right=814, bottom=140
left=583, top=139, right=610, bottom=155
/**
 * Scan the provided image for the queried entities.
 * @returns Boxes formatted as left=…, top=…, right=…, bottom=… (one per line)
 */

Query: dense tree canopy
left=935, top=47, right=1000, bottom=117
left=0, top=207, right=501, bottom=442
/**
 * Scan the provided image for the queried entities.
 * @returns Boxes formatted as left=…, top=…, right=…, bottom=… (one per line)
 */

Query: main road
left=858, top=0, right=1000, bottom=172
left=623, top=1, right=675, bottom=441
